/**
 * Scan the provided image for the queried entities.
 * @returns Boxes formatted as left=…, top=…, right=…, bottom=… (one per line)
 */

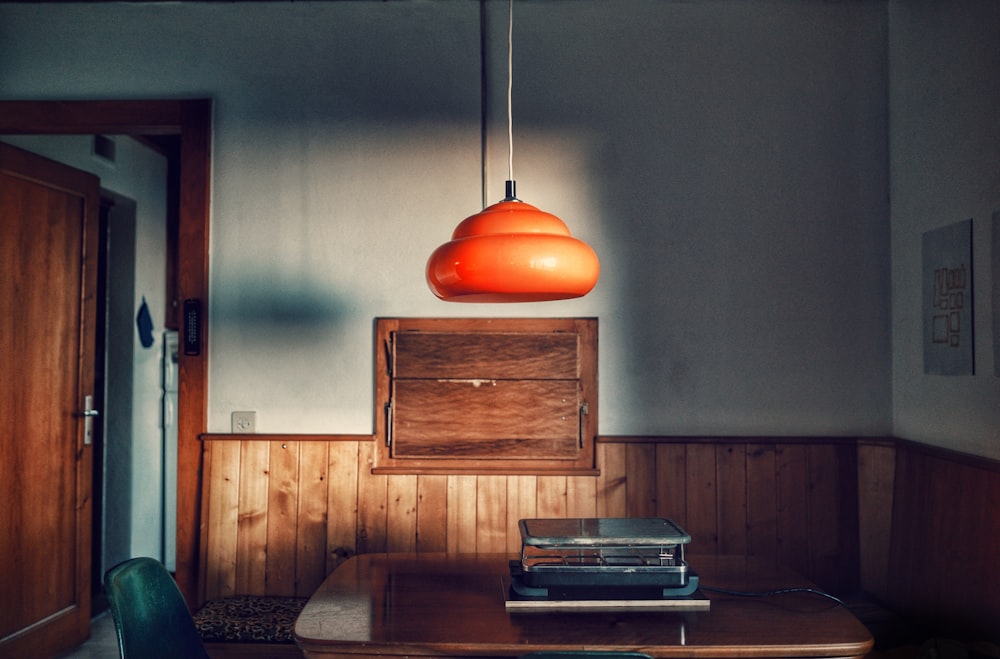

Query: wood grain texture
left=686, top=444, right=719, bottom=554
left=355, top=441, right=387, bottom=554
left=596, top=441, right=626, bottom=517
left=880, top=440, right=1000, bottom=640
left=536, top=476, right=568, bottom=518
left=476, top=475, right=507, bottom=552
left=386, top=473, right=417, bottom=552
left=265, top=441, right=299, bottom=596
left=415, top=475, right=448, bottom=553
left=236, top=441, right=268, bottom=595
left=375, top=318, right=598, bottom=474
left=8, top=99, right=222, bottom=607
left=391, top=380, right=580, bottom=458
left=294, top=553, right=873, bottom=659
left=393, top=331, right=579, bottom=379
left=776, top=444, right=810, bottom=577
left=296, top=441, right=330, bottom=593
left=199, top=435, right=868, bottom=603
left=0, top=142, right=99, bottom=655
left=195, top=434, right=1000, bottom=641
left=625, top=443, right=657, bottom=517
left=201, top=439, right=240, bottom=600
left=856, top=440, right=894, bottom=597
left=326, top=440, right=360, bottom=573
left=717, top=443, right=748, bottom=555
left=566, top=472, right=598, bottom=519
left=746, top=443, right=778, bottom=558
left=656, top=443, right=688, bottom=525
left=448, top=474, right=478, bottom=554
left=506, top=475, right=538, bottom=553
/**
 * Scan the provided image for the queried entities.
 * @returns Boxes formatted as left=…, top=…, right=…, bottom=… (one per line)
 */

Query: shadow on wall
left=212, top=272, right=352, bottom=339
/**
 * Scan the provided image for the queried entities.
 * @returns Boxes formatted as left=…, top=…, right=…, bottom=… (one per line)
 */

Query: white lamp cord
left=506, top=0, right=515, bottom=187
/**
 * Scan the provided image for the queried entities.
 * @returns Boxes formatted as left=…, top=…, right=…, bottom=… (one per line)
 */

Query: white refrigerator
left=162, top=330, right=178, bottom=571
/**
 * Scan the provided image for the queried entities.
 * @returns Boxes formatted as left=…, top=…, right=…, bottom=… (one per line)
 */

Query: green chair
left=104, top=557, right=210, bottom=659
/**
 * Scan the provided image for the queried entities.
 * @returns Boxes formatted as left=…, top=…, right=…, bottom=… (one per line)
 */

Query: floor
left=55, top=611, right=118, bottom=659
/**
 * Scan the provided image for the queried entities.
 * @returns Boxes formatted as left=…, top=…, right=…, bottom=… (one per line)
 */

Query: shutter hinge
left=384, top=400, right=393, bottom=447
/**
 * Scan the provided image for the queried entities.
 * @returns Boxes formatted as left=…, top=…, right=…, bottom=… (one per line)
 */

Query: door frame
left=0, top=99, right=211, bottom=606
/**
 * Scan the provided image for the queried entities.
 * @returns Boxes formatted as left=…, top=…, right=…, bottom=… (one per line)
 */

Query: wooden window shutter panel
left=374, top=318, right=598, bottom=475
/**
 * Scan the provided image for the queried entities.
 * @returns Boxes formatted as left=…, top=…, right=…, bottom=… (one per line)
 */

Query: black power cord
left=699, top=585, right=846, bottom=607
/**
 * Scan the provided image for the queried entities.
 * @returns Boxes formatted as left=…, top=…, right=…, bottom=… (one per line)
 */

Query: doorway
left=0, top=100, right=211, bottom=607
left=0, top=140, right=100, bottom=657
left=1, top=134, right=171, bottom=607
left=93, top=191, right=138, bottom=609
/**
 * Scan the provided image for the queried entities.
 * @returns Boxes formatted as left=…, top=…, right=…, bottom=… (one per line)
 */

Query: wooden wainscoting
left=858, top=438, right=1000, bottom=641
left=198, top=435, right=862, bottom=604
left=198, top=437, right=362, bottom=601
left=599, top=437, right=860, bottom=594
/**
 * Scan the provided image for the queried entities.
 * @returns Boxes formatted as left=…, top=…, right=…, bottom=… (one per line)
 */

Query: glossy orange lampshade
left=426, top=197, right=600, bottom=303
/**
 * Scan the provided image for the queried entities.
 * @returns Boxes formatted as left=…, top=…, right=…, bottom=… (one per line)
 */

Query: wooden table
left=294, top=553, right=873, bottom=659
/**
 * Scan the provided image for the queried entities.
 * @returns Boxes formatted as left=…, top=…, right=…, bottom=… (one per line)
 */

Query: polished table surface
left=294, top=553, right=873, bottom=659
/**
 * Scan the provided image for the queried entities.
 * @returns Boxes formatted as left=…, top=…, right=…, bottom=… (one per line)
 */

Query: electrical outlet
left=231, top=411, right=256, bottom=434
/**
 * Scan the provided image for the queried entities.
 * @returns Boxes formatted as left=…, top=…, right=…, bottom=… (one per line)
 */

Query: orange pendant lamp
left=426, top=1, right=599, bottom=303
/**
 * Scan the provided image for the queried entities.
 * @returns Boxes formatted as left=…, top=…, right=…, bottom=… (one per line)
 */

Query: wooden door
left=0, top=142, right=99, bottom=657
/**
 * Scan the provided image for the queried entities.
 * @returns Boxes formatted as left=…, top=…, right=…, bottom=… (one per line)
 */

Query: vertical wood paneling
left=625, top=443, right=657, bottom=516
left=566, top=474, right=597, bottom=519
left=746, top=444, right=778, bottom=558
left=266, top=441, right=299, bottom=596
left=685, top=444, right=718, bottom=553
left=296, top=442, right=330, bottom=596
left=920, top=454, right=952, bottom=613
left=834, top=444, right=860, bottom=593
left=198, top=441, right=213, bottom=602
left=952, top=464, right=1000, bottom=631
left=326, top=441, right=359, bottom=573
left=447, top=475, right=478, bottom=553
left=536, top=476, right=567, bottom=518
left=200, top=436, right=868, bottom=603
left=204, top=440, right=240, bottom=600
left=655, top=444, right=687, bottom=525
left=386, top=474, right=417, bottom=552
left=885, top=448, right=926, bottom=609
left=806, top=444, right=840, bottom=588
left=416, top=475, right=448, bottom=552
left=804, top=443, right=860, bottom=593
left=775, top=444, right=809, bottom=576
left=935, top=459, right=972, bottom=622
left=236, top=441, right=269, bottom=595
left=857, top=441, right=894, bottom=596
left=716, top=443, right=747, bottom=555
left=882, top=443, right=1000, bottom=638
left=506, top=475, right=537, bottom=553
left=597, top=442, right=626, bottom=517
left=476, top=476, right=507, bottom=552
left=356, top=441, right=387, bottom=553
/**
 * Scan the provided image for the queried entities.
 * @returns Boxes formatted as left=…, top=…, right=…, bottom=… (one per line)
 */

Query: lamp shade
left=426, top=198, right=600, bottom=303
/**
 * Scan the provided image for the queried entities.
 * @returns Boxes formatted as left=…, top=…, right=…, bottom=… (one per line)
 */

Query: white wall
left=888, top=0, right=1000, bottom=459
left=0, top=1, right=893, bottom=444
left=1, top=134, right=170, bottom=558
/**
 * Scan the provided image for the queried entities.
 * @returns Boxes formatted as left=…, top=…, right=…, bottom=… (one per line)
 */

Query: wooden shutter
left=374, top=318, right=597, bottom=474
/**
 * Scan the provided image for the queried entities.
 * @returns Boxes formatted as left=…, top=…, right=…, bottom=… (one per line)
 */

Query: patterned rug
left=193, top=595, right=307, bottom=643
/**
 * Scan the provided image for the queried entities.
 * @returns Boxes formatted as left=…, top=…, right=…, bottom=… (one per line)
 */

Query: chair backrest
left=104, top=557, right=210, bottom=659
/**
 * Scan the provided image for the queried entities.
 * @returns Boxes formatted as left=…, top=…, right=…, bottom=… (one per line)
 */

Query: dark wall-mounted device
left=184, top=299, right=201, bottom=356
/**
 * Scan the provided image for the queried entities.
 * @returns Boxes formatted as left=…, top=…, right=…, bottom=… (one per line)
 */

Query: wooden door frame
left=0, top=99, right=210, bottom=606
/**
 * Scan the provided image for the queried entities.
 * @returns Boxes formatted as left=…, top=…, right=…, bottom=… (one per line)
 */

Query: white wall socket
left=231, top=411, right=256, bottom=433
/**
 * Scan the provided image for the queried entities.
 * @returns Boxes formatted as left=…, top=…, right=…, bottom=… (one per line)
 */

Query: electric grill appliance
left=506, top=517, right=708, bottom=610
